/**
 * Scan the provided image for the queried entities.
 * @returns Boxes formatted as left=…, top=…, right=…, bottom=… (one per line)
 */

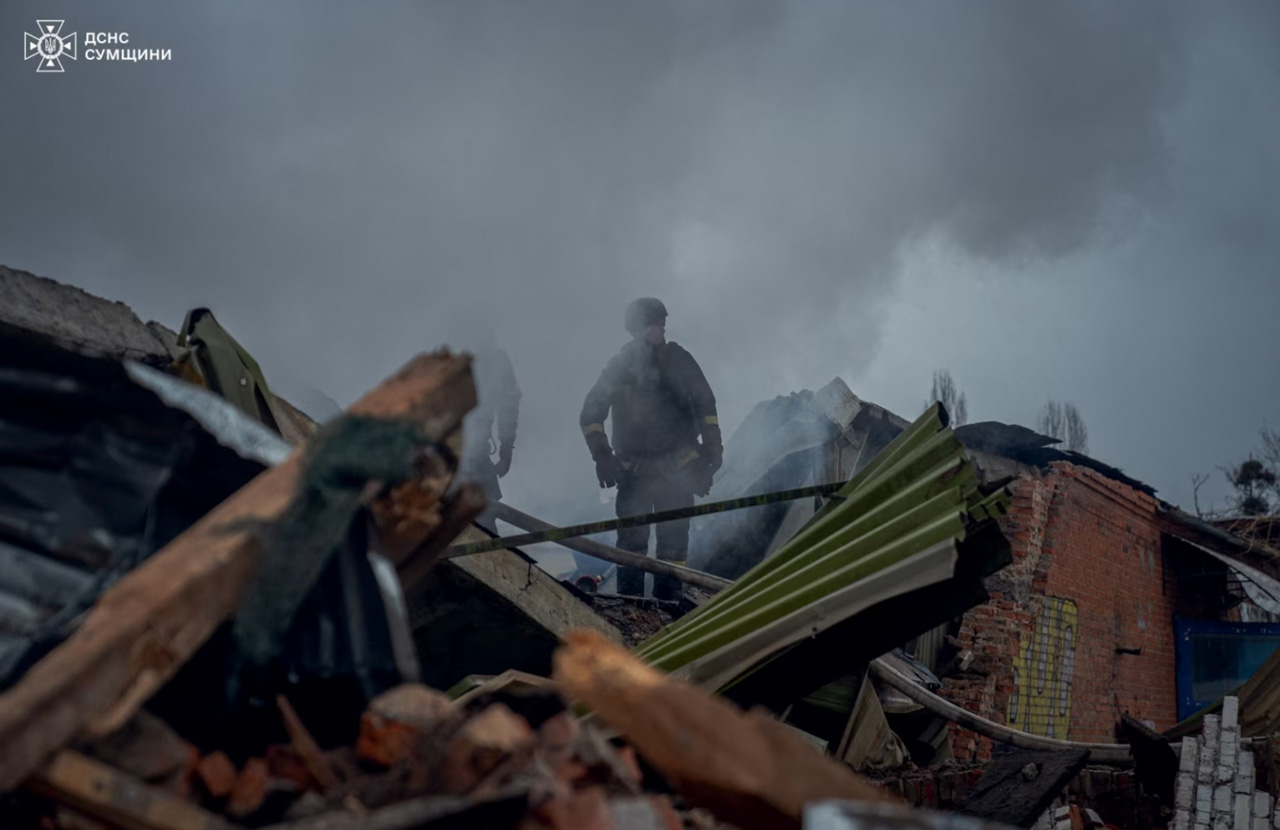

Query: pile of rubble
left=0, top=266, right=955, bottom=830
left=13, top=669, right=716, bottom=829
left=5, top=265, right=1202, bottom=830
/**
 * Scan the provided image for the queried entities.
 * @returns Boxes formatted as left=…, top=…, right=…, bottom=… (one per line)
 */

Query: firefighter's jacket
left=580, top=340, right=717, bottom=461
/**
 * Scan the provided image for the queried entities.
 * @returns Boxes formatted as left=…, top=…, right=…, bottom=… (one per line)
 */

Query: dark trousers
left=460, top=457, right=502, bottom=533
left=615, top=466, right=694, bottom=600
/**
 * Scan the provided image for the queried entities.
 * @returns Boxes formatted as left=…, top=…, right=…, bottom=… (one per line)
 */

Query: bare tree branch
left=1191, top=472, right=1211, bottom=519
left=926, top=369, right=968, bottom=426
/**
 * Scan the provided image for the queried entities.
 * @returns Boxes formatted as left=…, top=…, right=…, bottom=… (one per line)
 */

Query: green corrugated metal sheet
left=636, top=403, right=1011, bottom=694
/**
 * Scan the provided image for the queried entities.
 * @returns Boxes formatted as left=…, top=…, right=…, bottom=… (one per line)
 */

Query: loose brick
left=442, top=703, right=534, bottom=794
left=1179, top=775, right=1198, bottom=810
left=265, top=744, right=313, bottom=792
left=536, top=785, right=612, bottom=830
left=1236, top=752, right=1256, bottom=794
left=1218, top=785, right=1235, bottom=814
left=1255, top=792, right=1273, bottom=820
left=357, top=684, right=460, bottom=767
left=1223, top=698, right=1240, bottom=731
left=1183, top=738, right=1202, bottom=773
left=227, top=758, right=270, bottom=819
left=369, top=683, right=455, bottom=726
left=196, top=751, right=237, bottom=798
left=1207, top=716, right=1223, bottom=748
left=1237, top=794, right=1254, bottom=830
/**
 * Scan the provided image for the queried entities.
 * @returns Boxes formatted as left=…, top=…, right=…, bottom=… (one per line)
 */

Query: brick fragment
left=1237, top=793, right=1254, bottom=830
left=1223, top=698, right=1240, bottom=731
left=196, top=751, right=237, bottom=798
left=540, top=711, right=579, bottom=750
left=535, top=785, right=612, bottom=830
left=368, top=683, right=455, bottom=725
left=1183, top=738, right=1203, bottom=774
left=442, top=703, right=534, bottom=793
left=1255, top=792, right=1273, bottom=821
left=227, top=757, right=270, bottom=819
left=265, top=744, right=314, bottom=792
left=1236, top=752, right=1256, bottom=794
left=1179, top=774, right=1197, bottom=810
left=357, top=683, right=459, bottom=767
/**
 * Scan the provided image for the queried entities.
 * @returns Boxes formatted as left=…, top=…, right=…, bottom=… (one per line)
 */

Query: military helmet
left=625, top=297, right=668, bottom=336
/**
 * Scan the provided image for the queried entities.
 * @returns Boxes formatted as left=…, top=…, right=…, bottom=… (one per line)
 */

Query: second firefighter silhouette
left=580, top=298, right=722, bottom=600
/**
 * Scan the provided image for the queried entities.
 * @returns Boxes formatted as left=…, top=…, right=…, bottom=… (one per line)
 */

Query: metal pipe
left=486, top=502, right=731, bottom=592
left=445, top=483, right=845, bottom=558
left=868, top=658, right=1137, bottom=764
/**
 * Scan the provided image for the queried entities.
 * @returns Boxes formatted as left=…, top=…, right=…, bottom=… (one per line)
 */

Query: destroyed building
left=5, top=263, right=1280, bottom=830
left=688, top=370, right=1280, bottom=826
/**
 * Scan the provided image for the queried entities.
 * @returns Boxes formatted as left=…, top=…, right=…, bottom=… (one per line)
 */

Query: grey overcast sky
left=2, top=1, right=1277, bottom=526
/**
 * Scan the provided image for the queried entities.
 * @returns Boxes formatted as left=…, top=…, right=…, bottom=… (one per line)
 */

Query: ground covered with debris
left=8, top=267, right=1245, bottom=830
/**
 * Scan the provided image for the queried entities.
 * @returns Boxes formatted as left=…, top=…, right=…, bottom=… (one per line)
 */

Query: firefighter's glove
left=594, top=453, right=623, bottom=489
left=700, top=423, right=724, bottom=476
left=690, top=458, right=714, bottom=498
left=584, top=428, right=621, bottom=487
left=495, top=443, right=513, bottom=478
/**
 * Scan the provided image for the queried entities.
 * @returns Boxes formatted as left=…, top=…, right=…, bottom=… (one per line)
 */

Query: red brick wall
left=945, top=463, right=1178, bottom=756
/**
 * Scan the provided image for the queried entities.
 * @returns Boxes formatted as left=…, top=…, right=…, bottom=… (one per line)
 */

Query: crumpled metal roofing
left=636, top=403, right=1011, bottom=693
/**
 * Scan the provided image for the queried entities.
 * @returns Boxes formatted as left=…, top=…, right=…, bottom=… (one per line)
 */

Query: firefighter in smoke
left=579, top=298, right=722, bottom=600
left=451, top=325, right=521, bottom=531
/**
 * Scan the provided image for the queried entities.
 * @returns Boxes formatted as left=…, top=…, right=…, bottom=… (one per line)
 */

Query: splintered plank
left=26, top=750, right=235, bottom=830
left=0, top=352, right=475, bottom=792
left=553, top=629, right=893, bottom=830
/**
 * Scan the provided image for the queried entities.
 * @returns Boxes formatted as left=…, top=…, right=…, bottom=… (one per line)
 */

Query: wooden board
left=0, top=352, right=475, bottom=792
left=553, top=629, right=894, bottom=830
left=26, top=750, right=234, bottom=830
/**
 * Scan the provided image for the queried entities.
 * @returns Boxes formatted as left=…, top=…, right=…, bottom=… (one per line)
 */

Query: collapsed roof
left=690, top=377, right=1157, bottom=581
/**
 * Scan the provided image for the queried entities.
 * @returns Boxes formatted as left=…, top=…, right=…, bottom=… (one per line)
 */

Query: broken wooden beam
left=488, top=502, right=731, bottom=592
left=396, top=482, right=488, bottom=592
left=25, top=750, right=235, bottom=830
left=0, top=352, right=476, bottom=792
left=553, top=629, right=893, bottom=830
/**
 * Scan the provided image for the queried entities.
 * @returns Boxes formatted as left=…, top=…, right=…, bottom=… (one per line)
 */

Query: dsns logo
left=24, top=20, right=78, bottom=73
